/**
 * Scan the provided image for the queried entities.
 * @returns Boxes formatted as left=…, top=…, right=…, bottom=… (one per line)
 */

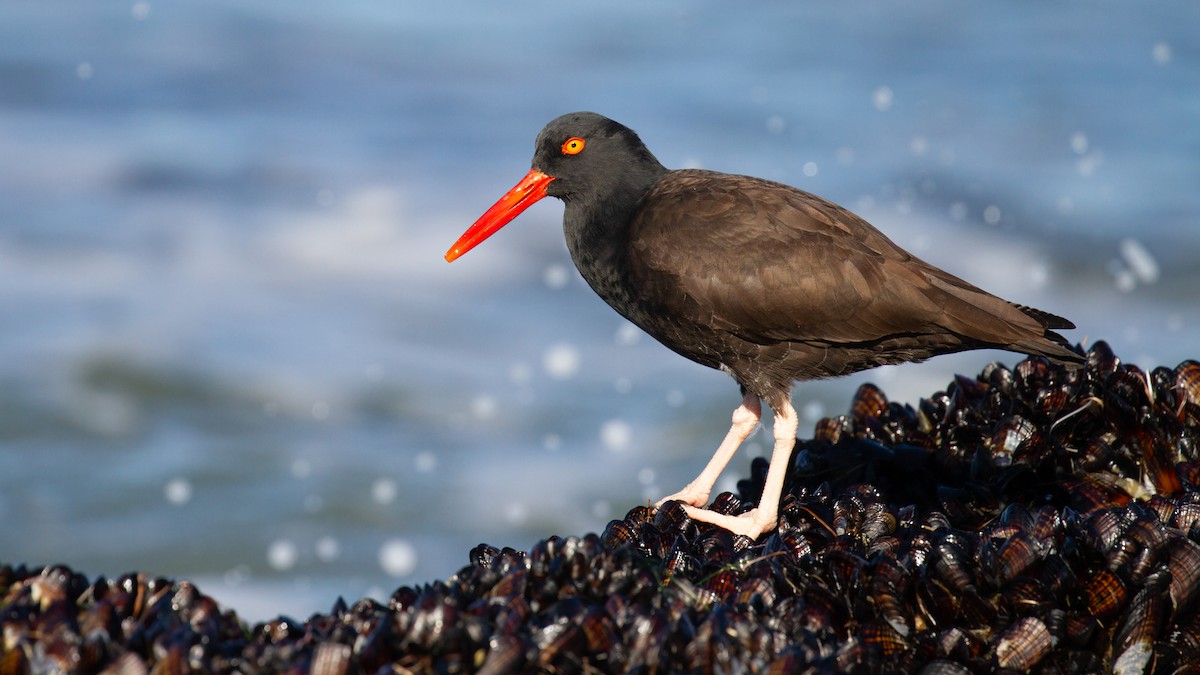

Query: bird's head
left=445, top=112, right=664, bottom=263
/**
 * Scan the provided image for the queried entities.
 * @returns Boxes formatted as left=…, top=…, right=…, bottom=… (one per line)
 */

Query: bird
left=444, top=112, right=1081, bottom=539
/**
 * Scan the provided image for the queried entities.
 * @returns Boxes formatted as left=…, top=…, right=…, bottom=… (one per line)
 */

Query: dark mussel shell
left=994, top=616, right=1053, bottom=671
left=1087, top=340, right=1120, bottom=377
left=1177, top=360, right=1200, bottom=408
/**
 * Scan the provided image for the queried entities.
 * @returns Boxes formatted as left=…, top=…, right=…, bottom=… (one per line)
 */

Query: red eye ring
left=562, top=137, right=585, bottom=155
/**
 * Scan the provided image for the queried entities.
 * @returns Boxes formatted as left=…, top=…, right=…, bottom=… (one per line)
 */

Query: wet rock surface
left=4, top=341, right=1200, bottom=673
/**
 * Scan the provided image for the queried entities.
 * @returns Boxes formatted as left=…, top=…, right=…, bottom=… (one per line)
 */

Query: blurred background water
left=1, top=0, right=1197, bottom=622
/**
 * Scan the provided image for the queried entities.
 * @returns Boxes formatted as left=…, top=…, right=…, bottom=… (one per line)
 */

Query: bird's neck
left=562, top=165, right=667, bottom=319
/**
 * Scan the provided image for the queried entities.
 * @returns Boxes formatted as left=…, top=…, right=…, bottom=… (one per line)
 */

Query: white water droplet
left=1114, top=267, right=1137, bottom=293
left=267, top=539, right=299, bottom=571
left=1028, top=262, right=1049, bottom=288
left=615, top=323, right=641, bottom=346
left=802, top=400, right=826, bottom=422
left=379, top=539, right=418, bottom=577
left=872, top=86, right=894, bottom=111
left=414, top=451, right=437, bottom=473
left=504, top=502, right=528, bottom=525
left=223, top=564, right=251, bottom=587
left=1077, top=152, right=1102, bottom=176
left=983, top=205, right=1002, bottom=225
left=164, top=477, right=192, bottom=506
left=1119, top=238, right=1159, bottom=284
left=372, top=478, right=397, bottom=504
left=600, top=419, right=633, bottom=452
left=471, top=394, right=497, bottom=420
left=543, top=263, right=569, bottom=289
left=1070, top=132, right=1089, bottom=154
left=508, top=362, right=531, bottom=385
left=1152, top=42, right=1172, bottom=65
left=315, top=536, right=341, bottom=563
left=543, top=343, right=581, bottom=379
left=292, top=458, right=312, bottom=479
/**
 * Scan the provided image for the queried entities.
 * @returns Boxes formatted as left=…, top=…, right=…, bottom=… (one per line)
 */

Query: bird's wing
left=627, top=170, right=1049, bottom=349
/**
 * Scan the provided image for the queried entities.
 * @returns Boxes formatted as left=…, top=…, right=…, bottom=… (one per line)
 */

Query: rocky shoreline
left=3, top=341, right=1199, bottom=674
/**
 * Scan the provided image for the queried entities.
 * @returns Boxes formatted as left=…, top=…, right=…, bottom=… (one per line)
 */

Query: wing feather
left=627, top=170, right=1059, bottom=353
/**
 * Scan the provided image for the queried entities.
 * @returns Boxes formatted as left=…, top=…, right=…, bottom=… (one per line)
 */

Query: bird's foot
left=681, top=505, right=778, bottom=540
left=654, top=484, right=710, bottom=509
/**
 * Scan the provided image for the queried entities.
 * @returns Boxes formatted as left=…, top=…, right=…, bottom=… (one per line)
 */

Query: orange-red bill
left=444, top=169, right=554, bottom=262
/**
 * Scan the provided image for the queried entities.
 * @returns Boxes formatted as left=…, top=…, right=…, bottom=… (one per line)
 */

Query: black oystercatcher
left=445, top=112, right=1081, bottom=539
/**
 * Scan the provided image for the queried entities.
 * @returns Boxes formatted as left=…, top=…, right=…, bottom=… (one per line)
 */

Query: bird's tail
left=1011, top=304, right=1084, bottom=367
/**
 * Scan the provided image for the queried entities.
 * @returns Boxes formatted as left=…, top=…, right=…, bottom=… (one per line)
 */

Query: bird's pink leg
left=655, top=393, right=761, bottom=509
left=681, top=399, right=798, bottom=539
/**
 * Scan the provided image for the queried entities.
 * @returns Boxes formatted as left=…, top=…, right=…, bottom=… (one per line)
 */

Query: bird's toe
left=654, top=486, right=710, bottom=509
left=681, top=505, right=778, bottom=539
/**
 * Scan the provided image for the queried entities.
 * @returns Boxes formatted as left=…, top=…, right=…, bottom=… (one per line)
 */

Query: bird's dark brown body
left=568, top=167, right=1078, bottom=413
left=447, top=112, right=1081, bottom=538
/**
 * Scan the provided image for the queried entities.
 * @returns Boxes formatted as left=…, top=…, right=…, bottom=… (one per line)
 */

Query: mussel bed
left=4, top=341, right=1200, bottom=674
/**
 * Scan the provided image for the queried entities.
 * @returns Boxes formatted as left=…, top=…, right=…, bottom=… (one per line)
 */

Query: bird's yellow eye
left=561, top=137, right=585, bottom=155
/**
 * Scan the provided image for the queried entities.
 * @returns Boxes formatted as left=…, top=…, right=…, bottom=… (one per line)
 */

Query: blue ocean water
left=1, top=1, right=1197, bottom=621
